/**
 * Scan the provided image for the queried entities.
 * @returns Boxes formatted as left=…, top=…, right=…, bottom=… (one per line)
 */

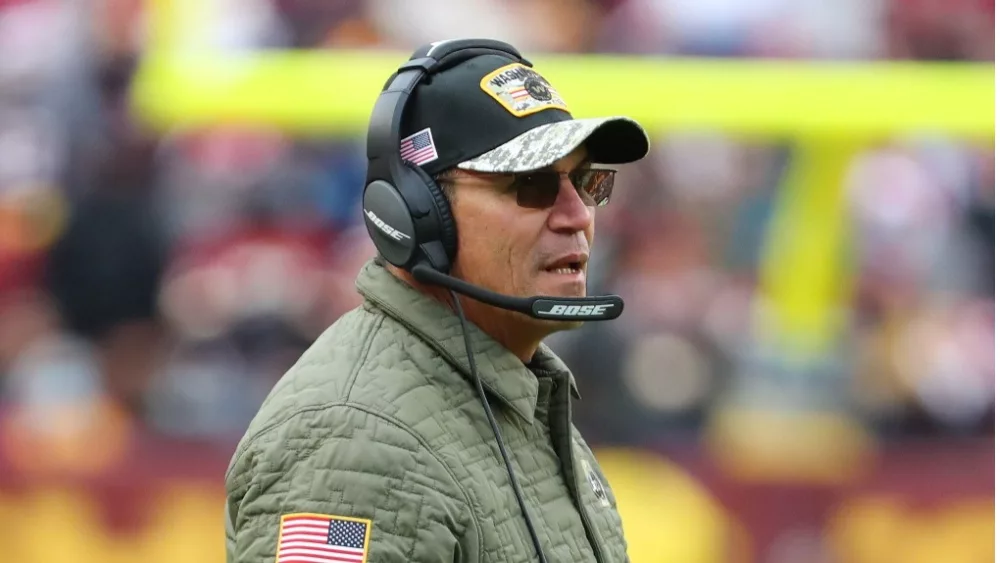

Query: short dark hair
left=434, top=168, right=459, bottom=203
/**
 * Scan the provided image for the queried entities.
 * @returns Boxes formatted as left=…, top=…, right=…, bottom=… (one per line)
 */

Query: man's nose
left=546, top=176, right=593, bottom=233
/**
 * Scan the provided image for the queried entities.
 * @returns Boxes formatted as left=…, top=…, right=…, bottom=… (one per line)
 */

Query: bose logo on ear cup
left=365, top=209, right=411, bottom=241
left=536, top=304, right=613, bottom=317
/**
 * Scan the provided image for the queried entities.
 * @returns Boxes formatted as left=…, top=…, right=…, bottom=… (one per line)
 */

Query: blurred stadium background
left=0, top=0, right=994, bottom=562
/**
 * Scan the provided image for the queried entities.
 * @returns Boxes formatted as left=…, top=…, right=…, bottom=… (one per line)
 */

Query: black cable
left=450, top=290, right=549, bottom=563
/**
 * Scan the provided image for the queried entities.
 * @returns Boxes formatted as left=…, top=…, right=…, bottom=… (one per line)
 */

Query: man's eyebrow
left=541, top=158, right=592, bottom=174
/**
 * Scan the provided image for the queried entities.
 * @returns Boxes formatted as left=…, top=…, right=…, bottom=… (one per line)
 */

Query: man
left=225, top=40, right=650, bottom=563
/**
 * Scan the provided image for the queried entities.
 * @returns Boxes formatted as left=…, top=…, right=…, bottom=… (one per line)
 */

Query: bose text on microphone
left=410, top=263, right=624, bottom=321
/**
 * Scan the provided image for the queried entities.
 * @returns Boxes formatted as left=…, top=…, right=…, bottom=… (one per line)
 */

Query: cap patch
left=400, top=127, right=439, bottom=166
left=480, top=63, right=570, bottom=118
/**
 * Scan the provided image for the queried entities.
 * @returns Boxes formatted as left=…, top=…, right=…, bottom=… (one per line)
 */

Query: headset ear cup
left=426, top=177, right=458, bottom=267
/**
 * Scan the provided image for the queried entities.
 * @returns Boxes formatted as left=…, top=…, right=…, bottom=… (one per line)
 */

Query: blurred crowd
left=0, top=0, right=993, bottom=466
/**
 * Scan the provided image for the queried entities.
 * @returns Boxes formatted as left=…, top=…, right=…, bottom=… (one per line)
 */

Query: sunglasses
left=443, top=167, right=617, bottom=209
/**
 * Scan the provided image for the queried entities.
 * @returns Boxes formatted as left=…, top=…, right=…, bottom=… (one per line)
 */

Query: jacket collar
left=355, top=258, right=580, bottom=423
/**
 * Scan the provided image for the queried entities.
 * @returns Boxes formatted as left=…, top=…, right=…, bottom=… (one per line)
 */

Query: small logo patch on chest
left=580, top=460, right=611, bottom=508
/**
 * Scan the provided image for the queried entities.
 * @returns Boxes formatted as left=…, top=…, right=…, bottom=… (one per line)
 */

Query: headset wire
left=450, top=290, right=549, bottom=563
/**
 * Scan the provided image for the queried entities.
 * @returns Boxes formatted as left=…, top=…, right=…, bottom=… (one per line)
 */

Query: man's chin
left=537, top=317, right=586, bottom=332
left=536, top=270, right=588, bottom=294
left=533, top=279, right=589, bottom=299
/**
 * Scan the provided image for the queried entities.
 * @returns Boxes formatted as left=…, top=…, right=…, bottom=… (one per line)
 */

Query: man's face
left=447, top=146, right=596, bottom=307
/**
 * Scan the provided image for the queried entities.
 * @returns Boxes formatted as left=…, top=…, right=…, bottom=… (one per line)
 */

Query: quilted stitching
left=224, top=259, right=627, bottom=562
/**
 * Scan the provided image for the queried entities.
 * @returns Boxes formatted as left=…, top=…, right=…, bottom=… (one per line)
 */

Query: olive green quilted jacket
left=224, top=258, right=630, bottom=563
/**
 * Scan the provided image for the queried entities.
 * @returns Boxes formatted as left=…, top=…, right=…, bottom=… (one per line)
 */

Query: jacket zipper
left=555, top=412, right=607, bottom=563
left=577, top=499, right=608, bottom=563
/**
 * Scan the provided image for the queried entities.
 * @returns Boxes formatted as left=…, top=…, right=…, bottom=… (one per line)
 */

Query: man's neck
left=387, top=265, right=543, bottom=362
left=454, top=295, right=544, bottom=363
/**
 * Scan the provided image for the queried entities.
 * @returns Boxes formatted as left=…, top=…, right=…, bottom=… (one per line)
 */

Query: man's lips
left=543, top=253, right=588, bottom=274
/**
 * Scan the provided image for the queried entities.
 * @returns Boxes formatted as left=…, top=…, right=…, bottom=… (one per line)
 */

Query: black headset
left=361, top=39, right=533, bottom=274
left=361, top=39, right=554, bottom=563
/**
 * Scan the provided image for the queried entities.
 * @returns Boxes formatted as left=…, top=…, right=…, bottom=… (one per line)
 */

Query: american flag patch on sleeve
left=276, top=513, right=371, bottom=563
left=400, top=127, right=439, bottom=166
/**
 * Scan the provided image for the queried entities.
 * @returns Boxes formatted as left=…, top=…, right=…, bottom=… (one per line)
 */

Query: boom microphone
left=411, top=263, right=624, bottom=321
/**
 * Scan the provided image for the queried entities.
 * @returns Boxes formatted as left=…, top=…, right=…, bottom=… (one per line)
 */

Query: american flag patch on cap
left=400, top=127, right=438, bottom=166
left=276, top=513, right=371, bottom=563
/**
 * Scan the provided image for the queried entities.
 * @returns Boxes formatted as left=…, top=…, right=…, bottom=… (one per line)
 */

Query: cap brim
left=455, top=116, right=650, bottom=174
